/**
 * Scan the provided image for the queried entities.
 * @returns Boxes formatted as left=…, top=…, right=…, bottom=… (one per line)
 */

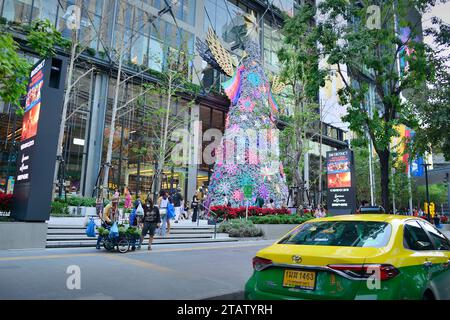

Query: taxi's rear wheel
left=423, top=290, right=435, bottom=300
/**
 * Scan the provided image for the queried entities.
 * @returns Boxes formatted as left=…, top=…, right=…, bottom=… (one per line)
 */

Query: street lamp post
left=421, top=163, right=432, bottom=222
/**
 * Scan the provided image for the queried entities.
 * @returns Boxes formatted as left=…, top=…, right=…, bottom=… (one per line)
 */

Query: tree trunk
left=378, top=149, right=390, bottom=212
left=53, top=30, right=77, bottom=195
left=102, top=53, right=123, bottom=197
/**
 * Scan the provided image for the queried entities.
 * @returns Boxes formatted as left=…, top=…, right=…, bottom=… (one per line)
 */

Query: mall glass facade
left=0, top=0, right=347, bottom=204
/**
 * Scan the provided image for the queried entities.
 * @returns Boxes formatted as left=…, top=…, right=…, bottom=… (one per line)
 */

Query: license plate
left=283, top=269, right=316, bottom=290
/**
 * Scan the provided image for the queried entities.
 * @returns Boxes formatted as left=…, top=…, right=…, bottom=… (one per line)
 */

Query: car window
left=403, top=221, right=434, bottom=251
left=418, top=221, right=450, bottom=251
left=278, top=221, right=391, bottom=248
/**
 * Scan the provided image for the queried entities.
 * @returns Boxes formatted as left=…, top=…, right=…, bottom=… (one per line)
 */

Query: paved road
left=0, top=240, right=273, bottom=300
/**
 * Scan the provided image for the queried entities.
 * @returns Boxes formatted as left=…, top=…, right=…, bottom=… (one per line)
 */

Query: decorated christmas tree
left=197, top=13, right=288, bottom=208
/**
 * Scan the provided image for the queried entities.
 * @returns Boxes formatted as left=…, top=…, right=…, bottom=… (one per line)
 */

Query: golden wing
left=271, top=75, right=286, bottom=94
left=206, top=27, right=234, bottom=77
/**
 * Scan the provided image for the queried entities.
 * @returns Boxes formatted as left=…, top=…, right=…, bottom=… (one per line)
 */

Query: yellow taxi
left=245, top=214, right=450, bottom=300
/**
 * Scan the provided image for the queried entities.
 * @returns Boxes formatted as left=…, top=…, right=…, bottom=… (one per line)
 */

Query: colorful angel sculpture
left=197, top=12, right=288, bottom=208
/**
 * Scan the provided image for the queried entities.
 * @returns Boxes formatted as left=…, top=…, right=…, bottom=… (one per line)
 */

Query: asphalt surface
left=0, top=240, right=273, bottom=300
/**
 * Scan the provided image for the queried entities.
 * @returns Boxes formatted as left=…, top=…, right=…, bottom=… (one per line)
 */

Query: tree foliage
left=0, top=19, right=65, bottom=111
left=277, top=4, right=326, bottom=208
left=314, top=0, right=445, bottom=210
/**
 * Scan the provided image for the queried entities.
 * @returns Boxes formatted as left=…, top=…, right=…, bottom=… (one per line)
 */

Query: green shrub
left=50, top=201, right=69, bottom=215
left=249, top=214, right=314, bottom=225
left=218, top=219, right=263, bottom=237
left=66, top=196, right=96, bottom=207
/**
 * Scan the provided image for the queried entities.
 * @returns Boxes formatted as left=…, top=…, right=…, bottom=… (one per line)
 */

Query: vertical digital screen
left=21, top=60, right=45, bottom=141
left=327, top=154, right=352, bottom=188
left=326, top=150, right=356, bottom=214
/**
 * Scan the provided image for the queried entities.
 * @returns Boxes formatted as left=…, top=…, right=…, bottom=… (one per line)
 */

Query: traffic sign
left=243, top=185, right=252, bottom=199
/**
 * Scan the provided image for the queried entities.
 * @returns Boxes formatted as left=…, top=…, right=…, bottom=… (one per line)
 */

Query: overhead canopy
left=413, top=165, right=450, bottom=185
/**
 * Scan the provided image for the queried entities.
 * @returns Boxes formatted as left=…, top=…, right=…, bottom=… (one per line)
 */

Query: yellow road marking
left=104, top=254, right=173, bottom=273
left=129, top=242, right=270, bottom=256
left=0, top=253, right=99, bottom=262
left=0, top=241, right=269, bottom=262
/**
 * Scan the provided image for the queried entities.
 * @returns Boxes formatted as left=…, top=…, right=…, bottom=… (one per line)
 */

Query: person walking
left=139, top=198, right=161, bottom=251
left=191, top=195, right=199, bottom=223
left=166, top=197, right=175, bottom=235
left=266, top=199, right=275, bottom=209
left=172, top=188, right=183, bottom=223
left=124, top=186, right=132, bottom=209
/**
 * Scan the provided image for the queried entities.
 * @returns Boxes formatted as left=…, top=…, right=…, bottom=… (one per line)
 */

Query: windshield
left=278, top=221, right=392, bottom=248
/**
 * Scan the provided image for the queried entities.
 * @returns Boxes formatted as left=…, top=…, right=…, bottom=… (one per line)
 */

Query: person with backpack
left=138, top=198, right=161, bottom=251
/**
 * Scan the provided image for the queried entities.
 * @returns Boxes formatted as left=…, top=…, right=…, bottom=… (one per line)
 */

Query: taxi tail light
left=252, top=256, right=272, bottom=271
left=327, top=264, right=400, bottom=280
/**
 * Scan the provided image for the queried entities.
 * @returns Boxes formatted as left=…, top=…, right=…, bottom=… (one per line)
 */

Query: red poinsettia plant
left=0, top=193, right=13, bottom=213
left=208, top=205, right=291, bottom=220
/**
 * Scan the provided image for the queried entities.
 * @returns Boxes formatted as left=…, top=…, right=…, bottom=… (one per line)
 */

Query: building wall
left=0, top=0, right=348, bottom=203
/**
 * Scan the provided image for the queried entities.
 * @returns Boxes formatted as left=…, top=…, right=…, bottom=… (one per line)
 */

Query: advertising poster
left=326, top=149, right=356, bottom=215
left=21, top=60, right=44, bottom=141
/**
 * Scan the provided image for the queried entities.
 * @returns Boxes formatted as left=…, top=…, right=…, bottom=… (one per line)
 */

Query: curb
left=203, top=291, right=245, bottom=300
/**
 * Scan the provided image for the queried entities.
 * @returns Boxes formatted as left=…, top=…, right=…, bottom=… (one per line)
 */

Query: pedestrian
left=138, top=198, right=161, bottom=251
left=157, top=190, right=169, bottom=218
left=166, top=197, right=175, bottom=235
left=134, top=192, right=142, bottom=208
left=255, top=195, right=264, bottom=208
left=223, top=193, right=230, bottom=207
left=314, top=205, right=326, bottom=218
left=124, top=186, right=132, bottom=209
left=95, top=191, right=104, bottom=218
left=95, top=195, right=119, bottom=249
left=172, top=188, right=183, bottom=223
left=191, top=195, right=199, bottom=223
left=266, top=199, right=275, bottom=209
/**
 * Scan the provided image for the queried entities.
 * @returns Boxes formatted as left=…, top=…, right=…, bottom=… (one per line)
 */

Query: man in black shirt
left=139, top=198, right=161, bottom=250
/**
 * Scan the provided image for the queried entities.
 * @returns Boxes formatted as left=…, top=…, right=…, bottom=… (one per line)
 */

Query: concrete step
left=45, top=237, right=237, bottom=248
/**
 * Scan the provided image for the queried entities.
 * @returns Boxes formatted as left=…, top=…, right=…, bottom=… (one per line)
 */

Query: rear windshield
left=278, top=221, right=392, bottom=248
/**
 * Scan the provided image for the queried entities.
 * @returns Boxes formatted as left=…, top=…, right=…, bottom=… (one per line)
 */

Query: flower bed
left=209, top=205, right=291, bottom=220
left=0, top=193, right=13, bottom=213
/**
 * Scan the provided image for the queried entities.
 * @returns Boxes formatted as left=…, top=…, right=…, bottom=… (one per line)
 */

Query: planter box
left=85, top=207, right=97, bottom=216
left=0, top=221, right=48, bottom=250
left=255, top=224, right=298, bottom=240
left=68, top=206, right=85, bottom=216
left=68, top=206, right=98, bottom=216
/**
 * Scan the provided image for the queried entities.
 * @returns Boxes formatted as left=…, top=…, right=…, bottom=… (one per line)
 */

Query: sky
left=422, top=1, right=450, bottom=47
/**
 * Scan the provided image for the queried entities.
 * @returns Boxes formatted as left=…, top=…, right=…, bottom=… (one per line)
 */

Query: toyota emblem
left=292, top=255, right=302, bottom=263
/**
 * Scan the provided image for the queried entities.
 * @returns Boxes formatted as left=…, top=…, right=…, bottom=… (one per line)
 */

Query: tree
left=136, top=56, right=197, bottom=201
left=0, top=19, right=65, bottom=111
left=277, top=4, right=326, bottom=210
left=54, top=0, right=106, bottom=194
left=315, top=0, right=442, bottom=210
left=407, top=17, right=450, bottom=159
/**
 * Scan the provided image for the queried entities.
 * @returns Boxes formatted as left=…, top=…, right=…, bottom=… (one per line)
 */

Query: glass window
left=278, top=221, right=392, bottom=248
left=31, top=0, right=58, bottom=24
left=148, top=36, right=163, bottom=71
left=2, top=0, right=33, bottom=23
left=403, top=220, right=434, bottom=251
left=419, top=221, right=450, bottom=251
